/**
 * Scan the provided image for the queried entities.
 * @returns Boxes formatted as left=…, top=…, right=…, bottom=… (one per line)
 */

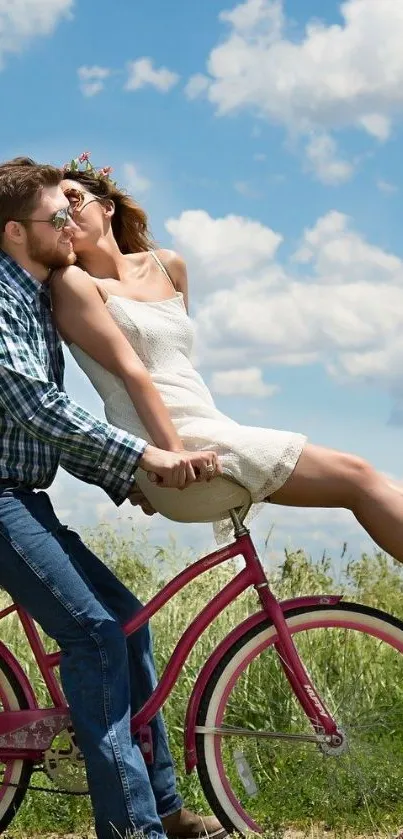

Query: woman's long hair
left=61, top=169, right=155, bottom=255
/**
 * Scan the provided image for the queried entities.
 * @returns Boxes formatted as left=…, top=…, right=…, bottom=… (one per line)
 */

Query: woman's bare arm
left=51, top=266, right=184, bottom=452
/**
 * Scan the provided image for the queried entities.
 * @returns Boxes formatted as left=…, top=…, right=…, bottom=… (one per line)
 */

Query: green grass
left=2, top=526, right=403, bottom=838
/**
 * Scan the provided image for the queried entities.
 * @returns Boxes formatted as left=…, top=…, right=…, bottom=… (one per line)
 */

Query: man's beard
left=26, top=228, right=76, bottom=271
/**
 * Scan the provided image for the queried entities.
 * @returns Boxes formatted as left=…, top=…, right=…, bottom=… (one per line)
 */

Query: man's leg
left=54, top=521, right=181, bottom=819
left=0, top=488, right=164, bottom=839
left=59, top=517, right=225, bottom=838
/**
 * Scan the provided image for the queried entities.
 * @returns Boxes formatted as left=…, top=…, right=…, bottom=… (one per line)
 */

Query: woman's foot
left=161, top=807, right=226, bottom=839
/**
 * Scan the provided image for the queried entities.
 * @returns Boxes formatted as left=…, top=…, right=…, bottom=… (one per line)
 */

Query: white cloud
left=166, top=206, right=403, bottom=415
left=305, top=133, right=354, bottom=185
left=165, top=209, right=283, bottom=283
left=196, top=275, right=403, bottom=378
left=0, top=0, right=73, bottom=69
left=234, top=180, right=260, bottom=198
left=293, top=210, right=402, bottom=283
left=122, top=162, right=151, bottom=195
left=220, top=0, right=284, bottom=38
left=358, top=114, right=391, bottom=142
left=377, top=179, right=398, bottom=195
left=184, top=73, right=210, bottom=100
left=125, top=57, right=179, bottom=92
left=188, top=0, right=403, bottom=177
left=211, top=367, right=279, bottom=397
left=78, top=65, right=111, bottom=97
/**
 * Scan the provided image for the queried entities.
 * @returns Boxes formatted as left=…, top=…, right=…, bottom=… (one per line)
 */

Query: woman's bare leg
left=268, top=443, right=403, bottom=562
left=387, top=480, right=403, bottom=498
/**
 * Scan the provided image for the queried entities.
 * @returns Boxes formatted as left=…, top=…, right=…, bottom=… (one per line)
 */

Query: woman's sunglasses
left=15, top=207, right=74, bottom=232
left=63, top=187, right=103, bottom=214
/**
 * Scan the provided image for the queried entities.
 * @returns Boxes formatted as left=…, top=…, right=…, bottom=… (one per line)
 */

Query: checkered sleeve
left=0, top=291, right=147, bottom=504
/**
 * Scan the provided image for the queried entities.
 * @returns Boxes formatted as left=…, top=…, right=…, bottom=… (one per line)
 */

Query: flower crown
left=62, top=152, right=115, bottom=183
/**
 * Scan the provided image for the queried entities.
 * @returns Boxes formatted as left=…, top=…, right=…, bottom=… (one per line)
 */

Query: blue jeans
left=0, top=487, right=182, bottom=839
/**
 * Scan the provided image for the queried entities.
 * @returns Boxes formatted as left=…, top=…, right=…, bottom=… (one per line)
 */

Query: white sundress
left=69, top=252, right=307, bottom=541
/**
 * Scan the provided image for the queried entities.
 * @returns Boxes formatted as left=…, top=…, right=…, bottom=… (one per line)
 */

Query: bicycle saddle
left=134, top=471, right=251, bottom=524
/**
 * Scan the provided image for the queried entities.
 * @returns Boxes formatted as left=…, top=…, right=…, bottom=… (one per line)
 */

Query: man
left=0, top=158, right=224, bottom=839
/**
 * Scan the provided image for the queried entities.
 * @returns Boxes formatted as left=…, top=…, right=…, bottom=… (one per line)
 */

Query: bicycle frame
left=0, top=522, right=342, bottom=766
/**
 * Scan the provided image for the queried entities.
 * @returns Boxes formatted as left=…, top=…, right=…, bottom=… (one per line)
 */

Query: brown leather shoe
left=161, top=807, right=227, bottom=839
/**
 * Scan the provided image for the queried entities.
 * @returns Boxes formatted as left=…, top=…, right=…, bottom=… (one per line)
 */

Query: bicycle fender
left=0, top=640, right=38, bottom=710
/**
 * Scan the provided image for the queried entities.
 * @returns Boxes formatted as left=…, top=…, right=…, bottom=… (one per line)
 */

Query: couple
left=0, top=155, right=402, bottom=839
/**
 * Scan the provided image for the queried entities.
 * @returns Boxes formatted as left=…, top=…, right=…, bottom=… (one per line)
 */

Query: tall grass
left=3, top=526, right=403, bottom=837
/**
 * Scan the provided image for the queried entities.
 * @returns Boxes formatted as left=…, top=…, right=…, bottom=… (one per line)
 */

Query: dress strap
left=149, top=250, right=176, bottom=292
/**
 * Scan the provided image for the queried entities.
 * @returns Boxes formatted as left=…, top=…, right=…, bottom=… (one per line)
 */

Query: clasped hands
left=128, top=444, right=221, bottom=516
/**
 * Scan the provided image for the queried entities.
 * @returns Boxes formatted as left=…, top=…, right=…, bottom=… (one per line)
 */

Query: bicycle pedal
left=139, top=725, right=154, bottom=765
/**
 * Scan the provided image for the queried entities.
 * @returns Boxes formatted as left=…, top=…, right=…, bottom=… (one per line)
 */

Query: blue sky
left=2, top=0, right=403, bottom=567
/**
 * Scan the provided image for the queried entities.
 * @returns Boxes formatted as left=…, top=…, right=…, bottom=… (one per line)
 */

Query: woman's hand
left=138, top=445, right=221, bottom=490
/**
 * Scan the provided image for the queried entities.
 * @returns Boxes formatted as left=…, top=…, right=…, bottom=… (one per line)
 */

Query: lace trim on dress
left=212, top=436, right=306, bottom=545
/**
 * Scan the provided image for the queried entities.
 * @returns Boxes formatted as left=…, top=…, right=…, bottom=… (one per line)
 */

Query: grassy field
left=1, top=526, right=403, bottom=838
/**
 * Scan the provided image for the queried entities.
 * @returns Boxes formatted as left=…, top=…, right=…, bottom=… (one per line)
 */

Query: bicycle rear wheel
left=195, top=602, right=403, bottom=836
left=0, top=656, right=32, bottom=832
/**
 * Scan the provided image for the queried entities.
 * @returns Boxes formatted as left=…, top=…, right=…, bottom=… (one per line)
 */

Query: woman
left=52, top=155, right=403, bottom=559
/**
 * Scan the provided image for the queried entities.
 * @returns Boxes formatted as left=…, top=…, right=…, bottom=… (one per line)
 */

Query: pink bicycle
left=0, top=503, right=402, bottom=835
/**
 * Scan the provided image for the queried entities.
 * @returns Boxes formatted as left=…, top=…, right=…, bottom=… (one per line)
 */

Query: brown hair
left=61, top=169, right=155, bottom=254
left=0, top=157, right=62, bottom=237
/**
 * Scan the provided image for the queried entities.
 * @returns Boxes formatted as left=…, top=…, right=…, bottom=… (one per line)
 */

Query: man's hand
left=138, top=445, right=221, bottom=490
left=128, top=485, right=156, bottom=516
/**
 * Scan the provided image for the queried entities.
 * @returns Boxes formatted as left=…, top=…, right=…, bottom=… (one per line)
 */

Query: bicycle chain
left=0, top=774, right=88, bottom=796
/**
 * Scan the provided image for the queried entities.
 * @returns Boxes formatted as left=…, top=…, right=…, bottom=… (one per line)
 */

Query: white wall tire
left=195, top=602, right=403, bottom=835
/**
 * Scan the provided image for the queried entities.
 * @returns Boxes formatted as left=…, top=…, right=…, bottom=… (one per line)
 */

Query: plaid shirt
left=0, top=250, right=147, bottom=505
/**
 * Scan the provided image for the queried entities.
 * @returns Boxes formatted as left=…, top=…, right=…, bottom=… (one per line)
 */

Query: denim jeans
left=0, top=487, right=182, bottom=839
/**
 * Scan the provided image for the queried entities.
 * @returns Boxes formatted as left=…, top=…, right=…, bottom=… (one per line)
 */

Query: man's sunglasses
left=15, top=207, right=74, bottom=232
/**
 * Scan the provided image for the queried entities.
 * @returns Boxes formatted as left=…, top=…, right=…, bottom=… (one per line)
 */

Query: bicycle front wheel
left=195, top=602, right=403, bottom=836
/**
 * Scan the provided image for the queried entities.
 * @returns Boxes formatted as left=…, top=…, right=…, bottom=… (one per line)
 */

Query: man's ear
left=3, top=220, right=26, bottom=245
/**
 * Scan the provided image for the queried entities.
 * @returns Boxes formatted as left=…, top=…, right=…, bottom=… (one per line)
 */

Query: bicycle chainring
left=44, top=726, right=88, bottom=793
